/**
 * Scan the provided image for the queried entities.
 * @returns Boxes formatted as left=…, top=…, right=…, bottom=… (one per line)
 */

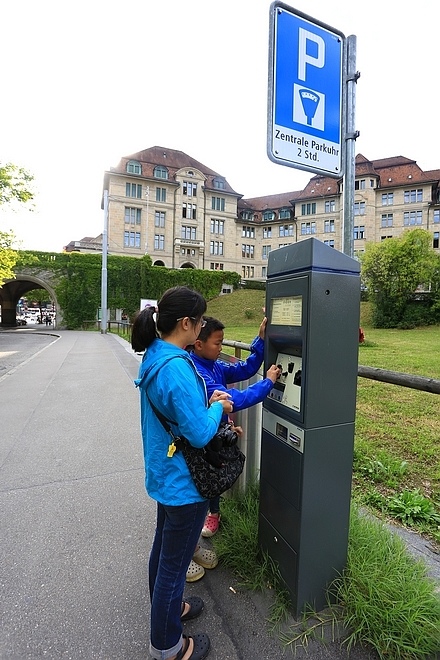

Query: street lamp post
left=145, top=185, right=150, bottom=254
left=100, top=189, right=109, bottom=334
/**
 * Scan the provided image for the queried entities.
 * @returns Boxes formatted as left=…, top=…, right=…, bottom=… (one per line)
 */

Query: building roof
left=238, top=190, right=301, bottom=211
left=109, top=145, right=242, bottom=196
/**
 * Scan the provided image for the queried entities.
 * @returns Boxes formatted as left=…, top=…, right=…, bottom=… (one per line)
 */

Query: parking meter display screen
left=271, top=296, right=302, bottom=326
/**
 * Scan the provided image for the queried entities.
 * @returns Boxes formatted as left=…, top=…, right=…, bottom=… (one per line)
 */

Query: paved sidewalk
left=0, top=330, right=435, bottom=659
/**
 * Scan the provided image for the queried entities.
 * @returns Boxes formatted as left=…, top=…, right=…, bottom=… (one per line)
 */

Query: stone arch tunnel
left=0, top=269, right=62, bottom=328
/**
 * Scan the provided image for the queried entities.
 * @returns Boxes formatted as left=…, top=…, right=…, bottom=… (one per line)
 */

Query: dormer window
left=279, top=208, right=291, bottom=219
left=154, top=165, right=169, bottom=180
left=263, top=210, right=275, bottom=221
left=127, top=160, right=141, bottom=175
left=241, top=210, right=251, bottom=220
left=213, top=178, right=226, bottom=190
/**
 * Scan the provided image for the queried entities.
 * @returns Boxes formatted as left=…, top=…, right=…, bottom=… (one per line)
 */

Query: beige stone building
left=66, top=147, right=440, bottom=280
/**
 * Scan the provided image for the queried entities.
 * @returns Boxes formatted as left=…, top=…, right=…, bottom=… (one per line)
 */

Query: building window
left=355, top=179, right=366, bottom=190
left=404, top=189, right=423, bottom=204
left=242, top=225, right=255, bottom=238
left=212, top=196, right=225, bottom=212
left=433, top=210, right=440, bottom=223
left=370, top=179, right=375, bottom=188
left=434, top=232, right=439, bottom=249
left=242, top=265, right=255, bottom=278
left=154, top=234, right=165, bottom=250
left=300, top=221, right=316, bottom=235
left=404, top=210, right=422, bottom=225
left=279, top=208, right=291, bottom=219
left=354, top=201, right=366, bottom=216
left=279, top=224, right=294, bottom=237
left=382, top=192, right=394, bottom=205
left=279, top=243, right=290, bottom=248
left=210, top=262, right=224, bottom=271
left=153, top=166, right=168, bottom=180
left=155, top=211, right=165, bottom=227
left=324, top=218, right=335, bottom=233
left=183, top=181, right=197, bottom=196
left=262, top=245, right=271, bottom=259
left=241, top=210, right=251, bottom=220
left=262, top=266, right=267, bottom=278
left=301, top=203, right=316, bottom=215
left=126, top=183, right=142, bottom=198
left=381, top=213, right=393, bottom=228
left=210, top=241, right=224, bottom=255
left=210, top=219, right=224, bottom=234
left=182, top=225, right=196, bottom=240
left=126, top=160, right=141, bottom=175
left=182, top=203, right=197, bottom=220
left=324, top=239, right=335, bottom=247
left=156, top=187, right=166, bottom=202
left=325, top=200, right=336, bottom=212
left=262, top=210, right=275, bottom=221
left=263, top=226, right=272, bottom=238
left=242, top=244, right=254, bottom=259
left=213, top=178, right=225, bottom=189
left=354, top=225, right=365, bottom=240
left=125, top=207, right=141, bottom=225
left=381, top=235, right=393, bottom=241
left=124, top=230, right=141, bottom=248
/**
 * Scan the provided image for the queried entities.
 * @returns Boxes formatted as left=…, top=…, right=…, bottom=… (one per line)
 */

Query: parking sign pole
left=342, top=35, right=359, bottom=258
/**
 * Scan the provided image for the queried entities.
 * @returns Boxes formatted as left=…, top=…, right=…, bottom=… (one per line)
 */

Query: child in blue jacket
left=189, top=316, right=280, bottom=554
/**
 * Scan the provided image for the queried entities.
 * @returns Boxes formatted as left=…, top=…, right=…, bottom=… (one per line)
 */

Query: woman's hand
left=210, top=390, right=233, bottom=414
left=209, top=389, right=231, bottom=404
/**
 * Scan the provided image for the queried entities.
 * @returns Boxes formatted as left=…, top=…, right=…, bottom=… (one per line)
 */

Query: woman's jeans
left=149, top=500, right=208, bottom=659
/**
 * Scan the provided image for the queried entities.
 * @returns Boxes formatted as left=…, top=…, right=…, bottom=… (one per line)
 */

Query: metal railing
left=220, top=339, right=440, bottom=491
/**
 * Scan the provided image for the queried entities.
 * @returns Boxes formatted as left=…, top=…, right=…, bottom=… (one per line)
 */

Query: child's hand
left=231, top=425, right=243, bottom=437
left=267, top=364, right=281, bottom=383
left=259, top=317, right=268, bottom=339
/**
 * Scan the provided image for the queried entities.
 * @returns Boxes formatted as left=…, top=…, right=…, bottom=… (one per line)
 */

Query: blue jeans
left=149, top=500, right=209, bottom=659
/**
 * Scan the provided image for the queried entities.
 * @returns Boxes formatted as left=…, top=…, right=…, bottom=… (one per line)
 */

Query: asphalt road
left=0, top=329, right=437, bottom=659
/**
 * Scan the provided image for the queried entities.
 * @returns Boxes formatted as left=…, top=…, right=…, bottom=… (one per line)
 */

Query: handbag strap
left=146, top=393, right=177, bottom=436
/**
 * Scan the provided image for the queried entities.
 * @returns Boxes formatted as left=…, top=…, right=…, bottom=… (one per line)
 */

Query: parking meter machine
left=258, top=238, right=361, bottom=616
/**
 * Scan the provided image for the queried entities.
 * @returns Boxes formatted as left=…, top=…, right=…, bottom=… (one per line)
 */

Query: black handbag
left=148, top=397, right=245, bottom=500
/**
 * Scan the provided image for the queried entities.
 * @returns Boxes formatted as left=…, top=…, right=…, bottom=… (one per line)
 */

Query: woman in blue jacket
left=132, top=287, right=232, bottom=660
left=189, top=316, right=280, bottom=545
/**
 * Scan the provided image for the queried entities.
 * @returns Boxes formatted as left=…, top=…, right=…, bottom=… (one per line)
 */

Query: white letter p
left=298, top=28, right=325, bottom=82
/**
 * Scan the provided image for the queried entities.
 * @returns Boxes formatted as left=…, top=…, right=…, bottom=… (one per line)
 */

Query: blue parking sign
left=268, top=2, right=345, bottom=177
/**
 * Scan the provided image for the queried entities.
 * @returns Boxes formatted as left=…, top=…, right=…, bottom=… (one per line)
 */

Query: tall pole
left=342, top=35, right=359, bottom=258
left=145, top=185, right=150, bottom=254
left=101, top=189, right=108, bottom=334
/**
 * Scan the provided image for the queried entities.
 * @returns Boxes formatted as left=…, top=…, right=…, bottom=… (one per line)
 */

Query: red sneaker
left=201, top=512, right=220, bottom=538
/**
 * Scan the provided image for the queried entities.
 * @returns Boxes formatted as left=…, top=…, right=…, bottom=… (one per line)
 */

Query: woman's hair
left=131, top=286, right=207, bottom=352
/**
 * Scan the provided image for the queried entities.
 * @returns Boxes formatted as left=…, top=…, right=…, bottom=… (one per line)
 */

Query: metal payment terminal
left=258, top=238, right=361, bottom=616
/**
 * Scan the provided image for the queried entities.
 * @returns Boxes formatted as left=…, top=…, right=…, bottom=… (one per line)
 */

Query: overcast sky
left=1, top=0, right=438, bottom=252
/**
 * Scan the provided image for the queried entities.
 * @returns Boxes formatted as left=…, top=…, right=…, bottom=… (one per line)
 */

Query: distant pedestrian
left=45, top=315, right=51, bottom=326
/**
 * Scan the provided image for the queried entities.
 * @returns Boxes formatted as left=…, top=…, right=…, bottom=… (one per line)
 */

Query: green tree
left=361, top=229, right=440, bottom=328
left=0, top=163, right=34, bottom=206
left=0, top=230, right=17, bottom=285
left=0, top=162, right=35, bottom=285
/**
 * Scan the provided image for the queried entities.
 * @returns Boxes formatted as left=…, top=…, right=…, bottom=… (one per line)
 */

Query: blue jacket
left=189, top=336, right=274, bottom=421
left=135, top=338, right=223, bottom=505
